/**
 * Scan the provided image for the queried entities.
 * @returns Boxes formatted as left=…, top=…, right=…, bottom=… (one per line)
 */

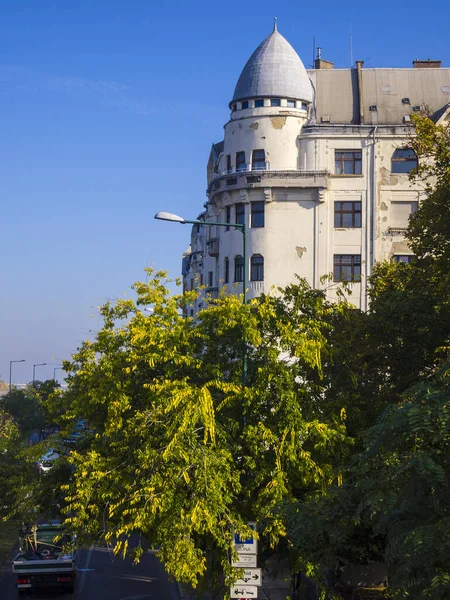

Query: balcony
left=208, top=167, right=329, bottom=195
left=206, top=238, right=219, bottom=257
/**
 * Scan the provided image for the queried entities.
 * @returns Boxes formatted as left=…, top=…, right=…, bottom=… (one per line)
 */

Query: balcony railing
left=206, top=238, right=219, bottom=256
left=208, top=167, right=329, bottom=193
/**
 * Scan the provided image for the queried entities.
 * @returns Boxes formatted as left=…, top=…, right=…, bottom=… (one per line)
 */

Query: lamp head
left=154, top=211, right=185, bottom=224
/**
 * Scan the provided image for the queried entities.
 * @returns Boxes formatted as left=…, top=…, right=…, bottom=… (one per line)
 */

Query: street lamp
left=9, top=359, right=25, bottom=392
left=53, top=366, right=63, bottom=381
left=154, top=211, right=247, bottom=303
left=32, top=363, right=47, bottom=386
left=154, top=211, right=248, bottom=383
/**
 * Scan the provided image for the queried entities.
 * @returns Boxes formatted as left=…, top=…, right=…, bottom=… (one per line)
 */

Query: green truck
left=12, top=522, right=77, bottom=596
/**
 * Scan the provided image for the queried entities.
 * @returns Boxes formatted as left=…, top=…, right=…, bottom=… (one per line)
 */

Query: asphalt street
left=0, top=545, right=181, bottom=600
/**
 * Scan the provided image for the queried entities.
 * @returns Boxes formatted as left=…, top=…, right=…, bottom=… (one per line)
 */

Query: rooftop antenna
left=273, top=16, right=278, bottom=32
left=350, top=21, right=353, bottom=68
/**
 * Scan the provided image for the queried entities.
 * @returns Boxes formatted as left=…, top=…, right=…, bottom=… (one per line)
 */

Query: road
left=0, top=545, right=181, bottom=600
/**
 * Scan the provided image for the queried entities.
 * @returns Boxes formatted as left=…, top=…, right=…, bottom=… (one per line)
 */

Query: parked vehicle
left=12, top=522, right=77, bottom=596
left=36, top=449, right=59, bottom=473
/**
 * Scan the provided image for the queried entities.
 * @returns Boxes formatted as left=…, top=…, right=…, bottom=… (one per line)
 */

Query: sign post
left=231, top=522, right=261, bottom=599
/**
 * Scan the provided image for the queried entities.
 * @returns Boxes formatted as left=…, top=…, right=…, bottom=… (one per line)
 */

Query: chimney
left=314, top=47, right=334, bottom=70
left=413, top=59, right=441, bottom=68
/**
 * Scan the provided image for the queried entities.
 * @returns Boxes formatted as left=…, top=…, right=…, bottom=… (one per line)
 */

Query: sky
left=1, top=0, right=449, bottom=385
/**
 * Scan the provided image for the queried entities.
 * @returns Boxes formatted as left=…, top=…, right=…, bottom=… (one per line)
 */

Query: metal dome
left=232, top=23, right=313, bottom=104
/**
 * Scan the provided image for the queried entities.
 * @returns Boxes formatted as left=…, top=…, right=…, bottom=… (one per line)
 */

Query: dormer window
left=231, top=104, right=237, bottom=112
left=270, top=98, right=281, bottom=107
left=254, top=99, right=264, bottom=107
left=241, top=100, right=249, bottom=109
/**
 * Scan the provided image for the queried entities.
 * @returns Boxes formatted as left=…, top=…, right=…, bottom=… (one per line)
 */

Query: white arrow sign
left=230, top=584, right=258, bottom=598
left=232, top=554, right=257, bottom=568
left=233, top=568, right=262, bottom=587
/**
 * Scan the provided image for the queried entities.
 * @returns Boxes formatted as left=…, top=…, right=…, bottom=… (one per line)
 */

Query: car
left=36, top=449, right=59, bottom=474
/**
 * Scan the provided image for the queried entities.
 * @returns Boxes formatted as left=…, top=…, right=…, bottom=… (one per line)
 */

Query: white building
left=182, top=22, right=450, bottom=312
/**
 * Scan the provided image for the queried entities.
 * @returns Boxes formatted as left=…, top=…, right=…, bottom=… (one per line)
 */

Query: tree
left=50, top=270, right=351, bottom=592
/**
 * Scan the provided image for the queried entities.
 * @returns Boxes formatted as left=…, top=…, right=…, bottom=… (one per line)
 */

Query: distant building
left=182, top=22, right=450, bottom=312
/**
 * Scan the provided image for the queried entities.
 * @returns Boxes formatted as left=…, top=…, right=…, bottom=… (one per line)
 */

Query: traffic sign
left=233, top=522, right=257, bottom=555
left=233, top=568, right=262, bottom=587
left=232, top=554, right=257, bottom=568
left=230, top=584, right=258, bottom=598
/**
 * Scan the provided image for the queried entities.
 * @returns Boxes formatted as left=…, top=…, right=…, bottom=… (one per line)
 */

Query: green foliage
left=48, top=269, right=351, bottom=590
left=2, top=388, right=46, bottom=438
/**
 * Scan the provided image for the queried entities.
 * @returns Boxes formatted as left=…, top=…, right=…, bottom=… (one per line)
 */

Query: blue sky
left=1, top=0, right=448, bottom=384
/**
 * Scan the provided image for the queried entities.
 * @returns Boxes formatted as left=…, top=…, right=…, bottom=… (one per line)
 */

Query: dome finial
left=273, top=16, right=278, bottom=32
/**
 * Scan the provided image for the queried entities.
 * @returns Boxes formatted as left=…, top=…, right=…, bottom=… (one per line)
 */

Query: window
left=250, top=255, right=264, bottom=281
left=251, top=201, right=265, bottom=227
left=254, top=99, right=264, bottom=107
left=287, top=99, right=296, bottom=108
left=252, top=149, right=266, bottom=170
left=208, top=271, right=213, bottom=287
left=391, top=201, right=418, bottom=228
left=391, top=148, right=417, bottom=174
left=393, top=255, right=415, bottom=264
left=334, top=201, right=362, bottom=228
left=226, top=154, right=232, bottom=173
left=224, top=257, right=229, bottom=283
left=333, top=255, right=361, bottom=282
left=225, top=205, right=231, bottom=231
left=236, top=151, right=246, bottom=172
left=335, top=151, right=362, bottom=175
left=241, top=100, right=249, bottom=109
left=235, top=203, right=245, bottom=225
left=234, top=255, right=244, bottom=282
left=270, top=98, right=281, bottom=106
left=301, top=102, right=308, bottom=110
left=232, top=104, right=237, bottom=111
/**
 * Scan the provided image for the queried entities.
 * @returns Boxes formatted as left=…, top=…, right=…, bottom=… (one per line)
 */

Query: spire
left=273, top=16, right=278, bottom=32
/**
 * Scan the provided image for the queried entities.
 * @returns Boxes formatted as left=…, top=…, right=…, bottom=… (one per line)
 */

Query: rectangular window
left=224, top=258, right=229, bottom=283
left=241, top=100, right=249, bottom=109
left=333, top=255, right=361, bottom=282
left=235, top=203, right=245, bottom=226
left=234, top=256, right=244, bottom=282
left=301, top=102, right=308, bottom=110
left=208, top=271, right=213, bottom=287
left=252, top=149, right=266, bottom=171
left=393, top=255, right=414, bottom=264
left=251, top=201, right=265, bottom=228
left=391, top=201, right=418, bottom=229
left=270, top=98, right=281, bottom=106
left=335, top=151, right=362, bottom=175
left=225, top=205, right=231, bottom=231
left=226, top=154, right=232, bottom=173
left=334, top=201, right=362, bottom=228
left=287, top=99, right=296, bottom=108
left=254, top=99, right=264, bottom=107
left=236, top=151, right=246, bottom=172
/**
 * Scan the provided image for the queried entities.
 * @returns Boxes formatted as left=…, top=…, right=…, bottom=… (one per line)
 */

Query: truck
left=12, top=522, right=77, bottom=596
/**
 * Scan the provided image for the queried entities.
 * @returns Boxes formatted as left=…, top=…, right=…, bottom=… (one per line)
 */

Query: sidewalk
left=178, top=557, right=291, bottom=600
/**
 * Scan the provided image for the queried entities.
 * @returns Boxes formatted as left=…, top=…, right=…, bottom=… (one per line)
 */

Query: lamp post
left=53, top=366, right=63, bottom=381
left=154, top=211, right=248, bottom=383
left=32, top=363, right=47, bottom=386
left=154, top=211, right=247, bottom=303
left=9, top=359, right=25, bottom=392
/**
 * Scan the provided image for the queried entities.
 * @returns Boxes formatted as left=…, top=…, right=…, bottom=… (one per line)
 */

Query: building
left=182, top=21, right=450, bottom=312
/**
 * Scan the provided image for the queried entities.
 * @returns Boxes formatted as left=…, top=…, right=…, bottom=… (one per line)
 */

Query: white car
left=37, top=450, right=59, bottom=473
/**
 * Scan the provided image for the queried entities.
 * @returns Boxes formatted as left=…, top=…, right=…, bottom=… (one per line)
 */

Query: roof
left=232, top=23, right=313, bottom=104
left=308, top=67, right=450, bottom=125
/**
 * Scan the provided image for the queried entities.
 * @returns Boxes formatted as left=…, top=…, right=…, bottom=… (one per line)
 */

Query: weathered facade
left=182, top=22, right=450, bottom=312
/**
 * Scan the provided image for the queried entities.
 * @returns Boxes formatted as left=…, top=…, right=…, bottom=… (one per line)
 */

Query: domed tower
left=195, top=22, right=328, bottom=306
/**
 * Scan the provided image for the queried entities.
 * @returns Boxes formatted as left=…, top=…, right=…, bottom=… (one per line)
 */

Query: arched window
left=250, top=255, right=264, bottom=281
left=234, top=255, right=244, bottom=282
left=391, top=148, right=417, bottom=174
left=252, top=149, right=266, bottom=171
left=224, top=257, right=229, bottom=284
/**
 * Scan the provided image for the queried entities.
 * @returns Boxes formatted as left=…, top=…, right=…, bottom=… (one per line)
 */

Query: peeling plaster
left=249, top=122, right=259, bottom=130
left=391, top=240, right=411, bottom=254
left=379, top=166, right=399, bottom=186
left=380, top=201, right=388, bottom=211
left=270, top=116, right=287, bottom=129
left=295, top=246, right=307, bottom=258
